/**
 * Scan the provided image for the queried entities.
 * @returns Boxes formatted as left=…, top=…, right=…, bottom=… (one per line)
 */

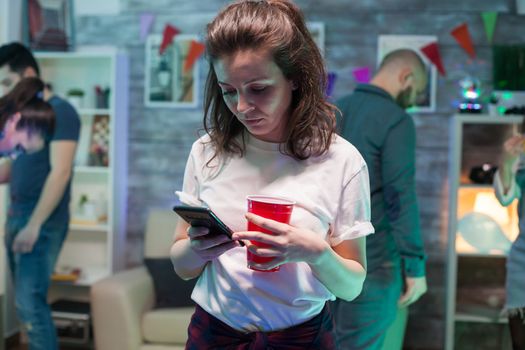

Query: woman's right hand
left=186, top=226, right=239, bottom=261
left=503, top=135, right=525, bottom=169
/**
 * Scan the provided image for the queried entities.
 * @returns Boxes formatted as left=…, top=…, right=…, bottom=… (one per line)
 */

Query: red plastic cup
left=246, top=195, right=295, bottom=272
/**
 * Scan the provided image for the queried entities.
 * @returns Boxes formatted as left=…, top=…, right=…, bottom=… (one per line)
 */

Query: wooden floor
left=5, top=335, right=91, bottom=350
left=7, top=346, right=83, bottom=350
left=7, top=344, right=89, bottom=350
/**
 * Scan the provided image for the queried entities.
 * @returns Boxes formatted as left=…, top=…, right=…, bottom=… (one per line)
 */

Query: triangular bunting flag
left=420, top=42, right=446, bottom=77
left=184, top=40, right=206, bottom=72
left=352, top=66, right=371, bottom=83
left=481, top=12, right=498, bottom=44
left=326, top=72, right=337, bottom=97
left=451, top=23, right=476, bottom=59
left=140, top=13, right=155, bottom=42
left=159, top=24, right=180, bottom=55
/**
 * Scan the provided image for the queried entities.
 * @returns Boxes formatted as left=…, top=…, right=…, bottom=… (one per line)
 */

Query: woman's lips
left=243, top=118, right=263, bottom=126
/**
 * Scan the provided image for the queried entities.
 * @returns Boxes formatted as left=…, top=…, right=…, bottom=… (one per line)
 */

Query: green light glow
left=502, top=92, right=513, bottom=100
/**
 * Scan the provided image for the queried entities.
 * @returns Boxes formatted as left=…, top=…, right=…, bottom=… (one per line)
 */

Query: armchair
left=91, top=209, right=195, bottom=350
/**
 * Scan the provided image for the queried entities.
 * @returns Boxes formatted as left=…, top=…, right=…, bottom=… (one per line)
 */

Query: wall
left=73, top=0, right=525, bottom=348
left=0, top=0, right=5, bottom=44
left=1, top=0, right=26, bottom=339
left=0, top=0, right=5, bottom=320
left=0, top=0, right=22, bottom=44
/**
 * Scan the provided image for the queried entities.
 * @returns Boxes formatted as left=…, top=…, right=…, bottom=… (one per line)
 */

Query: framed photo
left=74, top=114, right=110, bottom=167
left=307, top=22, right=325, bottom=57
left=88, top=115, right=110, bottom=167
left=23, top=0, right=75, bottom=51
left=377, top=35, right=437, bottom=113
left=145, top=34, right=200, bottom=108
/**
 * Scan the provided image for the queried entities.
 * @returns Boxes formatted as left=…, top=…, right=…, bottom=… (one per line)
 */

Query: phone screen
left=173, top=205, right=244, bottom=246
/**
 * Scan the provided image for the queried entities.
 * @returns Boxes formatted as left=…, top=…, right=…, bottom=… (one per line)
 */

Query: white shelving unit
left=445, top=114, right=523, bottom=349
left=35, top=48, right=129, bottom=289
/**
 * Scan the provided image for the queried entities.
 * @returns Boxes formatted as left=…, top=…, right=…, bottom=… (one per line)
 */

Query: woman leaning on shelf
left=494, top=131, right=525, bottom=350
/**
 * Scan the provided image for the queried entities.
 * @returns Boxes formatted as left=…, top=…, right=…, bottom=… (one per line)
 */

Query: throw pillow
left=144, top=258, right=197, bottom=308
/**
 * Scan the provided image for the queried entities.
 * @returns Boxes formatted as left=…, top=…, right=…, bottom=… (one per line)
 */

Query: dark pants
left=185, top=303, right=336, bottom=349
left=330, top=264, right=403, bottom=350
left=509, top=309, right=525, bottom=350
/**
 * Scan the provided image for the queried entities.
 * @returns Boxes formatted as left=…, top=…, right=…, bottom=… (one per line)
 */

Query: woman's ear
left=291, top=81, right=298, bottom=91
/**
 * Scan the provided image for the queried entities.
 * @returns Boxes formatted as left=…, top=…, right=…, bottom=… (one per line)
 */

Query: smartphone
left=172, top=205, right=244, bottom=246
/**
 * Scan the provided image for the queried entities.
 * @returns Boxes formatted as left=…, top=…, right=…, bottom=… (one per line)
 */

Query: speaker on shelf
left=51, top=299, right=92, bottom=347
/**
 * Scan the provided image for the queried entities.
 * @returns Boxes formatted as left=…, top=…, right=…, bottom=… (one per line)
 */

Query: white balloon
left=457, top=212, right=512, bottom=254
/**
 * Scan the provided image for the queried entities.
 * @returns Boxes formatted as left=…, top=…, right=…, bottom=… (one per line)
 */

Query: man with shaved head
left=331, top=49, right=428, bottom=350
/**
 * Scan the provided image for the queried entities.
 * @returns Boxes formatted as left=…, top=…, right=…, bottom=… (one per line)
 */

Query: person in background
left=331, top=49, right=428, bottom=350
left=0, top=77, right=54, bottom=157
left=170, top=0, right=374, bottom=348
left=0, top=42, right=80, bottom=350
left=494, top=133, right=525, bottom=350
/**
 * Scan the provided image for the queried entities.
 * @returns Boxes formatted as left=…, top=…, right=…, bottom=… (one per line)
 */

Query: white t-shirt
left=177, top=132, right=374, bottom=332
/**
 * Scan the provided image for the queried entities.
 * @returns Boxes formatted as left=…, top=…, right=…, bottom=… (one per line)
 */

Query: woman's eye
left=222, top=90, right=236, bottom=96
left=251, top=86, right=267, bottom=93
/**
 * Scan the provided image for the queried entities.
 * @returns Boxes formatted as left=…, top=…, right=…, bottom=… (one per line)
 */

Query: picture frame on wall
left=22, top=0, right=75, bottom=51
left=307, top=22, right=325, bottom=57
left=145, top=34, right=200, bottom=108
left=377, top=35, right=437, bottom=113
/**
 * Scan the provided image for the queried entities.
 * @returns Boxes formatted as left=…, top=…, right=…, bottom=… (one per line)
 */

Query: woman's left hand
left=231, top=212, right=329, bottom=271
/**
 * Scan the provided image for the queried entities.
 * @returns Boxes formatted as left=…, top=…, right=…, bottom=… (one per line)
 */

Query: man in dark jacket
left=331, top=49, right=428, bottom=350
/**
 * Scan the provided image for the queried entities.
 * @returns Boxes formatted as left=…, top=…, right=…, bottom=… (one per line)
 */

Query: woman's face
left=213, top=48, right=295, bottom=143
left=0, top=114, right=45, bottom=157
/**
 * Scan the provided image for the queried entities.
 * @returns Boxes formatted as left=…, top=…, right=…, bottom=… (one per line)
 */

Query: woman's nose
left=237, top=94, right=253, bottom=114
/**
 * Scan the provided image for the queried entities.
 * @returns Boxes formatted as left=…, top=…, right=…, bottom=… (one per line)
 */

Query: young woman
left=494, top=133, right=525, bottom=350
left=170, top=1, right=374, bottom=348
left=0, top=77, right=54, bottom=157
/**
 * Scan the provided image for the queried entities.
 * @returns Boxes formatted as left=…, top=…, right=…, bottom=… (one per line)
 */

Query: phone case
left=172, top=205, right=244, bottom=246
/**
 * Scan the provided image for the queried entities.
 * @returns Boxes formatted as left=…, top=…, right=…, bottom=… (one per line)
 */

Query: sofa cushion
left=144, top=258, right=197, bottom=308
left=142, top=307, right=195, bottom=344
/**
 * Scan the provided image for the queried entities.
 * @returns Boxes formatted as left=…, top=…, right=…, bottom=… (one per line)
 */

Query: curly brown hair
left=203, top=0, right=336, bottom=161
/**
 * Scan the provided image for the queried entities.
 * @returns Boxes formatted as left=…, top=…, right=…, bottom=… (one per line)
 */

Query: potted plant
left=66, top=88, right=85, bottom=109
